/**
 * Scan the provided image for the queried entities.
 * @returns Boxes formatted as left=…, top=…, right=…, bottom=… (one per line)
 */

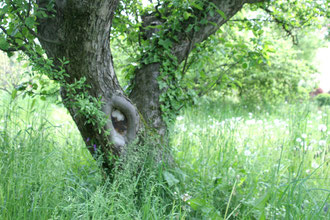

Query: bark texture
left=36, top=0, right=140, bottom=171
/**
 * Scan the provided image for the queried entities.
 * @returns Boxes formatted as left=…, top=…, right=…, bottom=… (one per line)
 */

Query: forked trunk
left=34, top=0, right=266, bottom=174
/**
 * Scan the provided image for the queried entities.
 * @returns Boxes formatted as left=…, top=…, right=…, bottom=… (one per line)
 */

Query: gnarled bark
left=36, top=0, right=140, bottom=172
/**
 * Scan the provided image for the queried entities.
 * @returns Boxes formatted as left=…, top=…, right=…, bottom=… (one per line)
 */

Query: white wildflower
left=177, top=116, right=184, bottom=121
left=274, top=119, right=281, bottom=126
left=318, top=124, right=327, bottom=132
left=311, top=161, right=319, bottom=169
left=246, top=119, right=256, bottom=125
left=301, top=134, right=307, bottom=139
left=244, top=150, right=251, bottom=156
left=319, top=140, right=326, bottom=146
left=296, top=138, right=302, bottom=143
left=181, top=193, right=191, bottom=202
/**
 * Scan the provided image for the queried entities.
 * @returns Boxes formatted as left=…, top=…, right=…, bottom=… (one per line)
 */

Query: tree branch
left=198, top=62, right=238, bottom=97
left=0, top=25, right=28, bottom=52
left=172, top=0, right=267, bottom=63
left=262, top=7, right=298, bottom=45
left=9, top=0, right=61, bottom=45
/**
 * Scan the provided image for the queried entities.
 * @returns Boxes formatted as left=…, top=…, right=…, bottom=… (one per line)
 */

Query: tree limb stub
left=103, top=94, right=140, bottom=154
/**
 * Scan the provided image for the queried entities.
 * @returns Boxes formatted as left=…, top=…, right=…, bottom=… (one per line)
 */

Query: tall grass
left=171, top=99, right=329, bottom=219
left=0, top=92, right=329, bottom=219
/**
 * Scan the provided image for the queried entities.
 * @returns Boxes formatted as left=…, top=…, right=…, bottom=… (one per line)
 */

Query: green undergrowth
left=0, top=92, right=329, bottom=219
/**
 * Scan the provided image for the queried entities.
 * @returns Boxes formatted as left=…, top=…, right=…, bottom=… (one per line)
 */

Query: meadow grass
left=0, top=92, right=329, bottom=219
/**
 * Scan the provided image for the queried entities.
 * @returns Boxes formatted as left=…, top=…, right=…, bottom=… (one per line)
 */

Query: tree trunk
left=36, top=0, right=140, bottom=173
left=129, top=0, right=254, bottom=135
left=33, top=0, right=266, bottom=174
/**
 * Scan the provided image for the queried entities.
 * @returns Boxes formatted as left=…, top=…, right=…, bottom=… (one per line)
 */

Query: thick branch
left=173, top=0, right=267, bottom=62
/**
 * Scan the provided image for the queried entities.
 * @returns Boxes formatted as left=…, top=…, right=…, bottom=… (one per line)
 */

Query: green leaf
left=0, top=36, right=10, bottom=50
left=187, top=197, right=206, bottom=210
left=191, top=2, right=203, bottom=10
left=31, top=99, right=36, bottom=109
left=183, top=12, right=191, bottom=20
left=163, top=171, right=179, bottom=186
left=216, top=9, right=227, bottom=20
left=158, top=39, right=172, bottom=49
left=25, top=17, right=35, bottom=28
left=11, top=89, right=17, bottom=100
left=242, top=63, right=249, bottom=69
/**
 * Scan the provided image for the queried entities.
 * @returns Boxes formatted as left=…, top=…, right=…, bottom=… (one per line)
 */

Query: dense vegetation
left=0, top=90, right=329, bottom=219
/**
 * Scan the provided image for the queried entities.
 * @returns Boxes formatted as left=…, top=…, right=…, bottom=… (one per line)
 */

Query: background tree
left=0, top=0, right=327, bottom=174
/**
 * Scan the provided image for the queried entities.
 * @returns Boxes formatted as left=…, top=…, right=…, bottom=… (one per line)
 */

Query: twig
left=262, top=7, right=298, bottom=45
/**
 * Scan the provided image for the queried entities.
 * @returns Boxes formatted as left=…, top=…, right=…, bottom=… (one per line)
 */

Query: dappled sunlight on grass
left=171, top=100, right=329, bottom=218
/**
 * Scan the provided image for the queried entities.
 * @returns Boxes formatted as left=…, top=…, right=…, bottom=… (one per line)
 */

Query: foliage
left=111, top=0, right=328, bottom=120
left=316, top=93, right=330, bottom=107
left=180, top=5, right=327, bottom=105
left=0, top=51, right=60, bottom=102
left=1, top=0, right=328, bottom=126
left=1, top=92, right=329, bottom=219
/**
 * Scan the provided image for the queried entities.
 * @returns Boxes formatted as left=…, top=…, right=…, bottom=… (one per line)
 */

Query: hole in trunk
left=111, top=108, right=128, bottom=136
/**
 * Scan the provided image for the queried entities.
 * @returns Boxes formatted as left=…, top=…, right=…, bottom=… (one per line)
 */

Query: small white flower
left=244, top=150, right=251, bottom=156
left=311, top=161, right=319, bottom=169
left=318, top=124, right=327, bottom=132
left=306, top=169, right=310, bottom=174
left=246, top=119, right=256, bottom=125
left=317, top=111, right=322, bottom=115
left=274, top=119, right=281, bottom=126
left=319, top=140, right=326, bottom=146
left=296, top=138, right=302, bottom=143
left=177, top=116, right=184, bottom=121
left=310, top=139, right=317, bottom=144
left=301, top=134, right=307, bottom=139
left=181, top=193, right=191, bottom=202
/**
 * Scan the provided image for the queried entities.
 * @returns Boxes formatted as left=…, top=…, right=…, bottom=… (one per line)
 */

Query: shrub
left=316, top=93, right=330, bottom=106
